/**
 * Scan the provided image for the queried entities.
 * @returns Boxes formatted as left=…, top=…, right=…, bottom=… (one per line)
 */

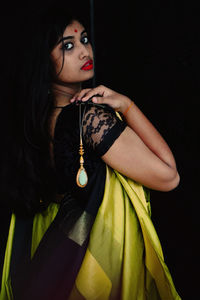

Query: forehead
left=63, top=20, right=85, bottom=36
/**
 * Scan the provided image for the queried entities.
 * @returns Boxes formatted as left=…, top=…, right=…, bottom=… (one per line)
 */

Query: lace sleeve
left=82, top=104, right=127, bottom=156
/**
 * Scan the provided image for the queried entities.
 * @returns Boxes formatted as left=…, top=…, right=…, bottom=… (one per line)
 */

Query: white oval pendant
left=76, top=167, right=88, bottom=188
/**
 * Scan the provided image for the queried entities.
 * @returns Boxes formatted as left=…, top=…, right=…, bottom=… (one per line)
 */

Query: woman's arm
left=71, top=86, right=180, bottom=191
left=122, top=100, right=177, bottom=170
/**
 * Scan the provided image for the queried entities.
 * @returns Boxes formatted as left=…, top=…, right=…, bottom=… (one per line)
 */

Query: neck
left=51, top=83, right=81, bottom=107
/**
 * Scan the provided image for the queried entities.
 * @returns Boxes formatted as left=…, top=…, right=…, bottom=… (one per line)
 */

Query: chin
left=82, top=72, right=94, bottom=82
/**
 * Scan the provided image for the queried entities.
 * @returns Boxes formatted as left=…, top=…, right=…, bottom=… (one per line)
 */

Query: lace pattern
left=82, top=105, right=117, bottom=150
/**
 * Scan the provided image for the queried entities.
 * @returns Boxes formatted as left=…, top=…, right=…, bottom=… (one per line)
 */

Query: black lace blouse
left=53, top=102, right=127, bottom=215
left=2, top=103, right=128, bottom=300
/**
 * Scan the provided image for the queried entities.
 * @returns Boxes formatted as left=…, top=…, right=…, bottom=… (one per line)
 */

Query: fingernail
left=92, top=97, right=97, bottom=103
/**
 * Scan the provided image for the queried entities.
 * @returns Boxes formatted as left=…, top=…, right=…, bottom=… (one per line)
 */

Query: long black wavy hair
left=0, top=4, right=90, bottom=216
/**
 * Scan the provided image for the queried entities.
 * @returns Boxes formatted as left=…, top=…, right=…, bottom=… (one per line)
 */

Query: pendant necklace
left=76, top=103, right=88, bottom=188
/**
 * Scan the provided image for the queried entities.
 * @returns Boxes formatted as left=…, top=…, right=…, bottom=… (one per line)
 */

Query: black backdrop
left=0, top=0, right=199, bottom=299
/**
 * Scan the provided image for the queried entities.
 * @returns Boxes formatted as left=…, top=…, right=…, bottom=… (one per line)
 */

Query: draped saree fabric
left=0, top=166, right=181, bottom=300
left=68, top=167, right=181, bottom=300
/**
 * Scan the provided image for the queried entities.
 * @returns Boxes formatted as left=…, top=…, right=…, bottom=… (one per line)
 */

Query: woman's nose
left=79, top=44, right=90, bottom=60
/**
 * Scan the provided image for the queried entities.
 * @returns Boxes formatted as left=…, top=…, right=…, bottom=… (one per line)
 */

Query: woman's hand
left=70, top=85, right=132, bottom=114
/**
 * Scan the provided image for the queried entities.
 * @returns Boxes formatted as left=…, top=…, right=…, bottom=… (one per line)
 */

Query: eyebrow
left=57, top=30, right=87, bottom=44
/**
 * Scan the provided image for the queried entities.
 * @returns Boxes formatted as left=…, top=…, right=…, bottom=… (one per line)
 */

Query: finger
left=92, top=95, right=120, bottom=111
left=71, top=89, right=91, bottom=102
left=70, top=89, right=91, bottom=102
left=92, top=96, right=107, bottom=104
left=81, top=85, right=106, bottom=102
left=92, top=95, right=111, bottom=105
left=70, top=92, right=79, bottom=102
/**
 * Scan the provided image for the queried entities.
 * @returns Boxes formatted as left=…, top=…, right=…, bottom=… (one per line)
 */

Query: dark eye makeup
left=61, top=35, right=90, bottom=51
left=81, top=36, right=89, bottom=44
left=62, top=42, right=74, bottom=51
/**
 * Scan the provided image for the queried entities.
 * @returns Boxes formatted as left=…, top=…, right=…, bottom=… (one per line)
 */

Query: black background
left=0, top=0, right=199, bottom=299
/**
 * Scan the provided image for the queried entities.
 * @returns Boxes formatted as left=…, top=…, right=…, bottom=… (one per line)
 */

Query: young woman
left=0, top=5, right=181, bottom=300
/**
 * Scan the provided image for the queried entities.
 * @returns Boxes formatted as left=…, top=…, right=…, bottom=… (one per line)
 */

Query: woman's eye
left=63, top=42, right=74, bottom=51
left=81, top=36, right=89, bottom=44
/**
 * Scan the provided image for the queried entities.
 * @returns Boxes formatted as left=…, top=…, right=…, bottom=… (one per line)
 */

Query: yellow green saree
left=0, top=166, right=181, bottom=299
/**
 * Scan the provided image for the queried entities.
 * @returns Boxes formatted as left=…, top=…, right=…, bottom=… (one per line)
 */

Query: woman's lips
left=81, top=60, right=93, bottom=70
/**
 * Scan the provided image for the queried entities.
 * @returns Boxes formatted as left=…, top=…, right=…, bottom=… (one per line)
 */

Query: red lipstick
left=81, top=60, right=93, bottom=70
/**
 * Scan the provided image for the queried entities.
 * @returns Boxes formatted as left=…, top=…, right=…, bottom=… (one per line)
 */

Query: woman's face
left=51, top=20, right=94, bottom=85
